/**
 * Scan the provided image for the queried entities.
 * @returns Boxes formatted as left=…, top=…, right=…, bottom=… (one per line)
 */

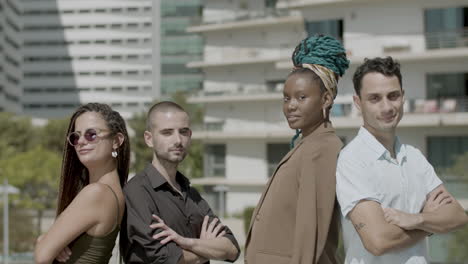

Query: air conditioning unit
left=382, top=39, right=411, bottom=53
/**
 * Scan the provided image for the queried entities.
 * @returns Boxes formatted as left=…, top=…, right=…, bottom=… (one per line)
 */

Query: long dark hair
left=56, top=103, right=131, bottom=216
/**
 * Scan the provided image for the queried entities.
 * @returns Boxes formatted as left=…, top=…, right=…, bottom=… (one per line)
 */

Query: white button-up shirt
left=336, top=127, right=442, bottom=264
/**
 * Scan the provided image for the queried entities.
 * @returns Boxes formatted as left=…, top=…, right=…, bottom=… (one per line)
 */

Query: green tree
left=445, top=152, right=468, bottom=178
left=0, top=112, right=37, bottom=159
left=1, top=146, right=61, bottom=235
left=445, top=152, right=468, bottom=262
left=39, top=118, right=70, bottom=155
left=128, top=111, right=153, bottom=173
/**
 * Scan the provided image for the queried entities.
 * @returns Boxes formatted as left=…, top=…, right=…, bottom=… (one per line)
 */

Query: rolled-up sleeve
left=123, top=185, right=183, bottom=264
left=196, top=191, right=240, bottom=262
left=336, top=154, right=382, bottom=218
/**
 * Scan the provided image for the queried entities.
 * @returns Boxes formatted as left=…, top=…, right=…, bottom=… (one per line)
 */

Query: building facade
left=188, top=0, right=468, bottom=261
left=160, top=0, right=203, bottom=97
left=0, top=0, right=23, bottom=113
left=21, top=0, right=160, bottom=119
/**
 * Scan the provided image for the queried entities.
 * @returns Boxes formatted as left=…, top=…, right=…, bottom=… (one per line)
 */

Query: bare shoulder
left=74, top=183, right=116, bottom=207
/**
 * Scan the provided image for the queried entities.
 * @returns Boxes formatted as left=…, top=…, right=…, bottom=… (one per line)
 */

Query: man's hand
left=200, top=216, right=226, bottom=240
left=422, top=188, right=453, bottom=213
left=150, top=215, right=193, bottom=249
left=383, top=208, right=423, bottom=230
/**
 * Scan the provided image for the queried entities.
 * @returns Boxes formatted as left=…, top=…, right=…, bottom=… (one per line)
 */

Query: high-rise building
left=0, top=0, right=22, bottom=113
left=160, top=0, right=203, bottom=97
left=21, top=0, right=160, bottom=119
left=188, top=0, right=468, bottom=261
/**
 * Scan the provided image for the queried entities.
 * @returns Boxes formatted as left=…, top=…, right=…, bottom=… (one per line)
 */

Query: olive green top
left=67, top=184, right=120, bottom=264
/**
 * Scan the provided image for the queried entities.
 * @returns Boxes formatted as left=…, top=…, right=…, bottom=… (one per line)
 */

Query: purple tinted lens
left=68, top=132, right=80, bottom=146
left=84, top=129, right=98, bottom=142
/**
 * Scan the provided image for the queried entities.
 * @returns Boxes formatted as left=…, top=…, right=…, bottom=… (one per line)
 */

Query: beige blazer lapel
left=245, top=139, right=305, bottom=245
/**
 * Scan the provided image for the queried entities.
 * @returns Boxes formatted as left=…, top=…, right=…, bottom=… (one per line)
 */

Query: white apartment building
left=188, top=0, right=468, bottom=241
left=21, top=0, right=160, bottom=119
left=0, top=0, right=22, bottom=113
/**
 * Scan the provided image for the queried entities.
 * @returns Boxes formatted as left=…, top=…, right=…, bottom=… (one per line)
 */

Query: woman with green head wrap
left=245, top=35, right=349, bottom=264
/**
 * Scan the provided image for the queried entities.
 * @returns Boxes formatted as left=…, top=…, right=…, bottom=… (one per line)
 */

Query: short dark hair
left=146, top=101, right=187, bottom=131
left=353, top=57, right=402, bottom=96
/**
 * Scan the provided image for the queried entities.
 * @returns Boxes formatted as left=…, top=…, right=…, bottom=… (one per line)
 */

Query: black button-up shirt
left=120, top=164, right=240, bottom=264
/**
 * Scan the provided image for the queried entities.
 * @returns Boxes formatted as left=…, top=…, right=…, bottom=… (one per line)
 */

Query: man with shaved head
left=121, top=101, right=240, bottom=264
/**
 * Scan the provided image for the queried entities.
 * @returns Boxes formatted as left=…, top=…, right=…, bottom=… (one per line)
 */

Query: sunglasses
left=67, top=128, right=109, bottom=146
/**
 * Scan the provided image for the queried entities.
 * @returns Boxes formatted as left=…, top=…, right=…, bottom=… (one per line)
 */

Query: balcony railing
left=190, top=83, right=283, bottom=98
left=192, top=122, right=225, bottom=132
left=200, top=45, right=295, bottom=66
left=409, top=97, right=468, bottom=113
left=331, top=97, right=468, bottom=118
left=426, top=28, right=468, bottom=50
left=200, top=8, right=297, bottom=26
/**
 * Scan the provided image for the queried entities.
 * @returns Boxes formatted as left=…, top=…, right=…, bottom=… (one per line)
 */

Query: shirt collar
left=357, top=127, right=406, bottom=163
left=144, top=163, right=191, bottom=190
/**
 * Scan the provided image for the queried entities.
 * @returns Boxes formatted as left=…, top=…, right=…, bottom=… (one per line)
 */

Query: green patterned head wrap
left=292, top=34, right=349, bottom=77
left=289, top=35, right=350, bottom=149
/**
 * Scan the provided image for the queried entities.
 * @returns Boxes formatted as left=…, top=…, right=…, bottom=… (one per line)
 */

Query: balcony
left=192, top=96, right=468, bottom=140
left=333, top=97, right=468, bottom=128
left=188, top=83, right=283, bottom=103
left=426, top=28, right=468, bottom=50
left=275, top=31, right=468, bottom=69
left=187, top=9, right=302, bottom=33
left=187, top=45, right=294, bottom=68
left=277, top=0, right=358, bottom=9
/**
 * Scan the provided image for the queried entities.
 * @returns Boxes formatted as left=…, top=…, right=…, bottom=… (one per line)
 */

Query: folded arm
left=34, top=184, right=109, bottom=264
left=348, top=200, right=428, bottom=256
left=124, top=189, right=206, bottom=264
left=384, top=185, right=468, bottom=234
left=152, top=215, right=238, bottom=262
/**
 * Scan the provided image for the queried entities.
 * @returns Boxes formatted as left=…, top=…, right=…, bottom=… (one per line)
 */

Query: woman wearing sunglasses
left=35, top=103, right=130, bottom=264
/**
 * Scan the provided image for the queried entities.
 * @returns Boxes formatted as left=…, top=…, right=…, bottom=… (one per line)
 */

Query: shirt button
left=255, top=215, right=260, bottom=221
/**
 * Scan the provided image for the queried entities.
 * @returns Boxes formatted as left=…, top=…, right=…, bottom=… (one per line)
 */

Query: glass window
left=204, top=144, right=226, bottom=177
left=265, top=0, right=277, bottom=9
left=267, top=143, right=290, bottom=176
left=427, top=73, right=468, bottom=99
left=305, top=19, right=343, bottom=41
left=424, top=7, right=468, bottom=49
left=428, top=136, right=468, bottom=171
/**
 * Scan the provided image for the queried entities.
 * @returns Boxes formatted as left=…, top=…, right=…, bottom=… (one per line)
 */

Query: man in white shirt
left=336, top=57, right=468, bottom=264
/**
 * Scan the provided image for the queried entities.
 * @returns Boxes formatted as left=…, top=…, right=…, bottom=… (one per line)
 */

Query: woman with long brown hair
left=35, top=103, right=130, bottom=264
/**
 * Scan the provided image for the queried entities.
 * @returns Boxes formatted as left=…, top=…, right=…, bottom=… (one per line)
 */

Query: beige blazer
left=245, top=122, right=343, bottom=264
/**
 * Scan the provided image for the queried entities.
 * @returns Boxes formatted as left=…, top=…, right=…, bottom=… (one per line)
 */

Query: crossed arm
left=34, top=184, right=115, bottom=264
left=349, top=184, right=468, bottom=256
left=151, top=215, right=238, bottom=264
left=123, top=186, right=239, bottom=264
